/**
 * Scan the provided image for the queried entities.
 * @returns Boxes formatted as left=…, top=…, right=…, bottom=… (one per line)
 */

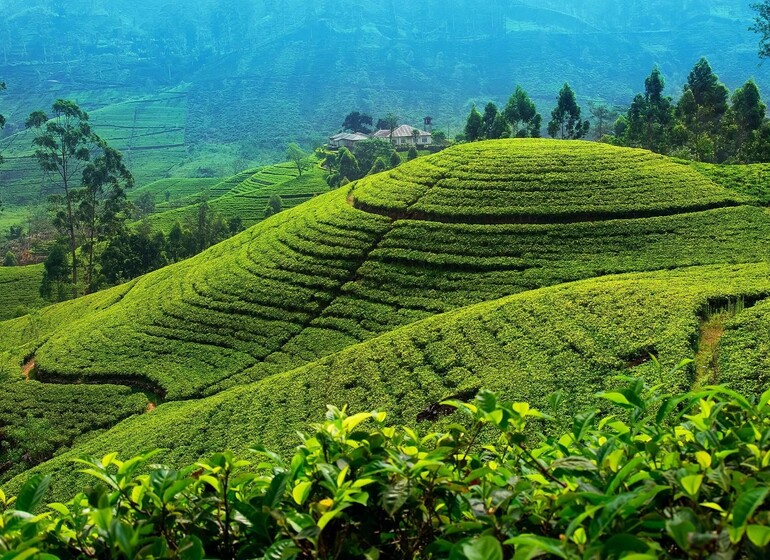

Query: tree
left=389, top=151, right=401, bottom=169
left=3, top=251, right=17, bottom=267
left=134, top=192, right=156, bottom=218
left=407, top=146, right=418, bottom=160
left=376, top=114, right=399, bottom=132
left=264, top=194, right=283, bottom=218
left=368, top=157, right=388, bottom=175
left=588, top=102, right=619, bottom=141
left=622, top=67, right=673, bottom=152
left=26, top=100, right=131, bottom=298
left=0, top=81, right=5, bottom=167
left=40, top=242, right=70, bottom=301
left=488, top=114, right=511, bottom=139
left=342, top=111, right=373, bottom=134
left=286, top=143, right=310, bottom=176
left=464, top=105, right=483, bottom=142
left=751, top=1, right=770, bottom=59
left=675, top=59, right=729, bottom=161
left=548, top=83, right=589, bottom=140
left=481, top=102, right=498, bottom=139
left=337, top=147, right=360, bottom=185
left=504, top=86, right=541, bottom=137
left=732, top=79, right=766, bottom=158
left=77, top=140, right=133, bottom=292
left=351, top=139, right=390, bottom=177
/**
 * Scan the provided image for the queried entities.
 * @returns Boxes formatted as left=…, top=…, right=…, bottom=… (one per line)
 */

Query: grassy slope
left=689, top=162, right=770, bottom=204
left=12, top=262, right=770, bottom=498
left=0, top=265, right=44, bottom=321
left=22, top=140, right=769, bottom=400
left=138, top=162, right=328, bottom=233
left=2, top=139, right=770, bottom=489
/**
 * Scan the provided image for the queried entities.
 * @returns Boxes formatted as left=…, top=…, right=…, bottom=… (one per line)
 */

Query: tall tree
left=732, top=79, right=767, bottom=158
left=342, top=111, right=373, bottom=134
left=26, top=100, right=96, bottom=297
left=286, top=142, right=310, bottom=176
left=504, top=86, right=541, bottom=137
left=481, top=102, right=498, bottom=139
left=751, top=1, right=770, bottom=59
left=464, top=104, right=483, bottom=142
left=675, top=58, right=729, bottom=161
left=623, top=67, right=673, bottom=152
left=548, top=83, right=589, bottom=140
left=337, top=147, right=360, bottom=184
left=0, top=81, right=5, bottom=166
left=76, top=140, right=133, bottom=292
left=588, top=102, right=618, bottom=140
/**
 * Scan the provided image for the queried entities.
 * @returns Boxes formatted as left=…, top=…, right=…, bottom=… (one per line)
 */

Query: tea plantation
left=0, top=265, right=44, bottom=321
left=10, top=262, right=770, bottom=499
left=3, top=139, right=770, bottom=497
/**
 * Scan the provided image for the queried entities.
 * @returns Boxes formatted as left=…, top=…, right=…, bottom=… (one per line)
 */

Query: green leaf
left=759, top=388, right=770, bottom=411
left=597, top=392, right=633, bottom=407
left=264, top=472, right=289, bottom=509
left=178, top=535, right=204, bottom=560
left=733, top=487, right=769, bottom=528
left=747, top=525, right=770, bottom=547
left=292, top=481, right=313, bottom=505
left=508, top=535, right=568, bottom=559
left=14, top=475, right=51, bottom=513
left=462, top=536, right=503, bottom=560
left=680, top=474, right=703, bottom=497
left=382, top=477, right=410, bottom=517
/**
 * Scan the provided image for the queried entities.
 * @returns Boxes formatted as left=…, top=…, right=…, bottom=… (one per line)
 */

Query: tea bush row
left=5, top=378, right=770, bottom=559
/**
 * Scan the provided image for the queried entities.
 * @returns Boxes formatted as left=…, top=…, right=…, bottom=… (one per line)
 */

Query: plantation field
left=3, top=139, right=770, bottom=492
left=129, top=177, right=224, bottom=206
left=0, top=265, right=44, bottom=321
left=12, top=262, right=770, bottom=498
left=139, top=162, right=328, bottom=233
left=353, top=140, right=749, bottom=221
left=690, top=161, right=770, bottom=204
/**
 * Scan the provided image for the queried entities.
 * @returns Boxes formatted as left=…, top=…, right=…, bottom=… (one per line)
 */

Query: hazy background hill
left=0, top=0, right=766, bottom=194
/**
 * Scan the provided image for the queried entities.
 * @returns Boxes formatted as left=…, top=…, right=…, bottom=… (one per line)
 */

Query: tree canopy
left=548, top=83, right=589, bottom=139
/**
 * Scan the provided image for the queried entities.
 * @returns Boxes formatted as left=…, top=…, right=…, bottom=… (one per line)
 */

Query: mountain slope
left=12, top=261, right=770, bottom=499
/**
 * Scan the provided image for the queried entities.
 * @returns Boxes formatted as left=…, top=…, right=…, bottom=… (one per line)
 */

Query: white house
left=328, top=132, right=370, bottom=150
left=372, top=125, right=433, bottom=147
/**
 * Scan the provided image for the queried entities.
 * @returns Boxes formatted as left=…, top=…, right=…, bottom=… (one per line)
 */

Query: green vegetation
left=4, top=379, right=770, bottom=558
left=9, top=261, right=770, bottom=500
left=689, top=161, right=770, bottom=203
left=3, top=139, right=770, bottom=505
left=0, top=265, right=44, bottom=321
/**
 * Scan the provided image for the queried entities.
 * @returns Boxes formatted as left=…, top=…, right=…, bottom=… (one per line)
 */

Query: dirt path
left=21, top=358, right=36, bottom=380
left=693, top=312, right=730, bottom=389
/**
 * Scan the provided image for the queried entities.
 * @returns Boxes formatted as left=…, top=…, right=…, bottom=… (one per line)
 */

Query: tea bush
left=3, top=375, right=770, bottom=559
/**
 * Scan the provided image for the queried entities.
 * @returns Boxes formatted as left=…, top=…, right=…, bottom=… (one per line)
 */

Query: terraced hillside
left=0, top=265, right=44, bottom=321
left=3, top=139, right=770, bottom=490
left=13, top=262, right=770, bottom=498
left=139, top=162, right=328, bottom=233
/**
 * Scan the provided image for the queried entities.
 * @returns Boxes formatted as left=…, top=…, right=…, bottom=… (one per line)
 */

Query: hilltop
left=3, top=139, right=770, bottom=488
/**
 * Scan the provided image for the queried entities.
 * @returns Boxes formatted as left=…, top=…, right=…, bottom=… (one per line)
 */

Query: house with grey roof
left=372, top=125, right=432, bottom=148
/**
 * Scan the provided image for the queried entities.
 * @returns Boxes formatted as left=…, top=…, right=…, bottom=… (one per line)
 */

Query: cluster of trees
left=41, top=203, right=244, bottom=300
left=610, top=60, right=770, bottom=163
left=341, top=111, right=399, bottom=135
left=323, top=139, right=415, bottom=187
left=20, top=99, right=248, bottom=301
left=463, top=85, right=543, bottom=142
left=462, top=58, right=769, bottom=164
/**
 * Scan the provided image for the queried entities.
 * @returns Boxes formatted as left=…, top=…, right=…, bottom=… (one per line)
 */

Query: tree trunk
left=63, top=178, right=78, bottom=299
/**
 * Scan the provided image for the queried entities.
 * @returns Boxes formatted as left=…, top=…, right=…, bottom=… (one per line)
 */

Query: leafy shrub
left=3, top=372, right=770, bottom=559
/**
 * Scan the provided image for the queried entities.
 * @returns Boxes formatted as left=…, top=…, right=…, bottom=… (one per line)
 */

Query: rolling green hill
left=11, top=262, right=770, bottom=498
left=3, top=139, right=770, bottom=491
left=0, top=264, right=44, bottom=321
